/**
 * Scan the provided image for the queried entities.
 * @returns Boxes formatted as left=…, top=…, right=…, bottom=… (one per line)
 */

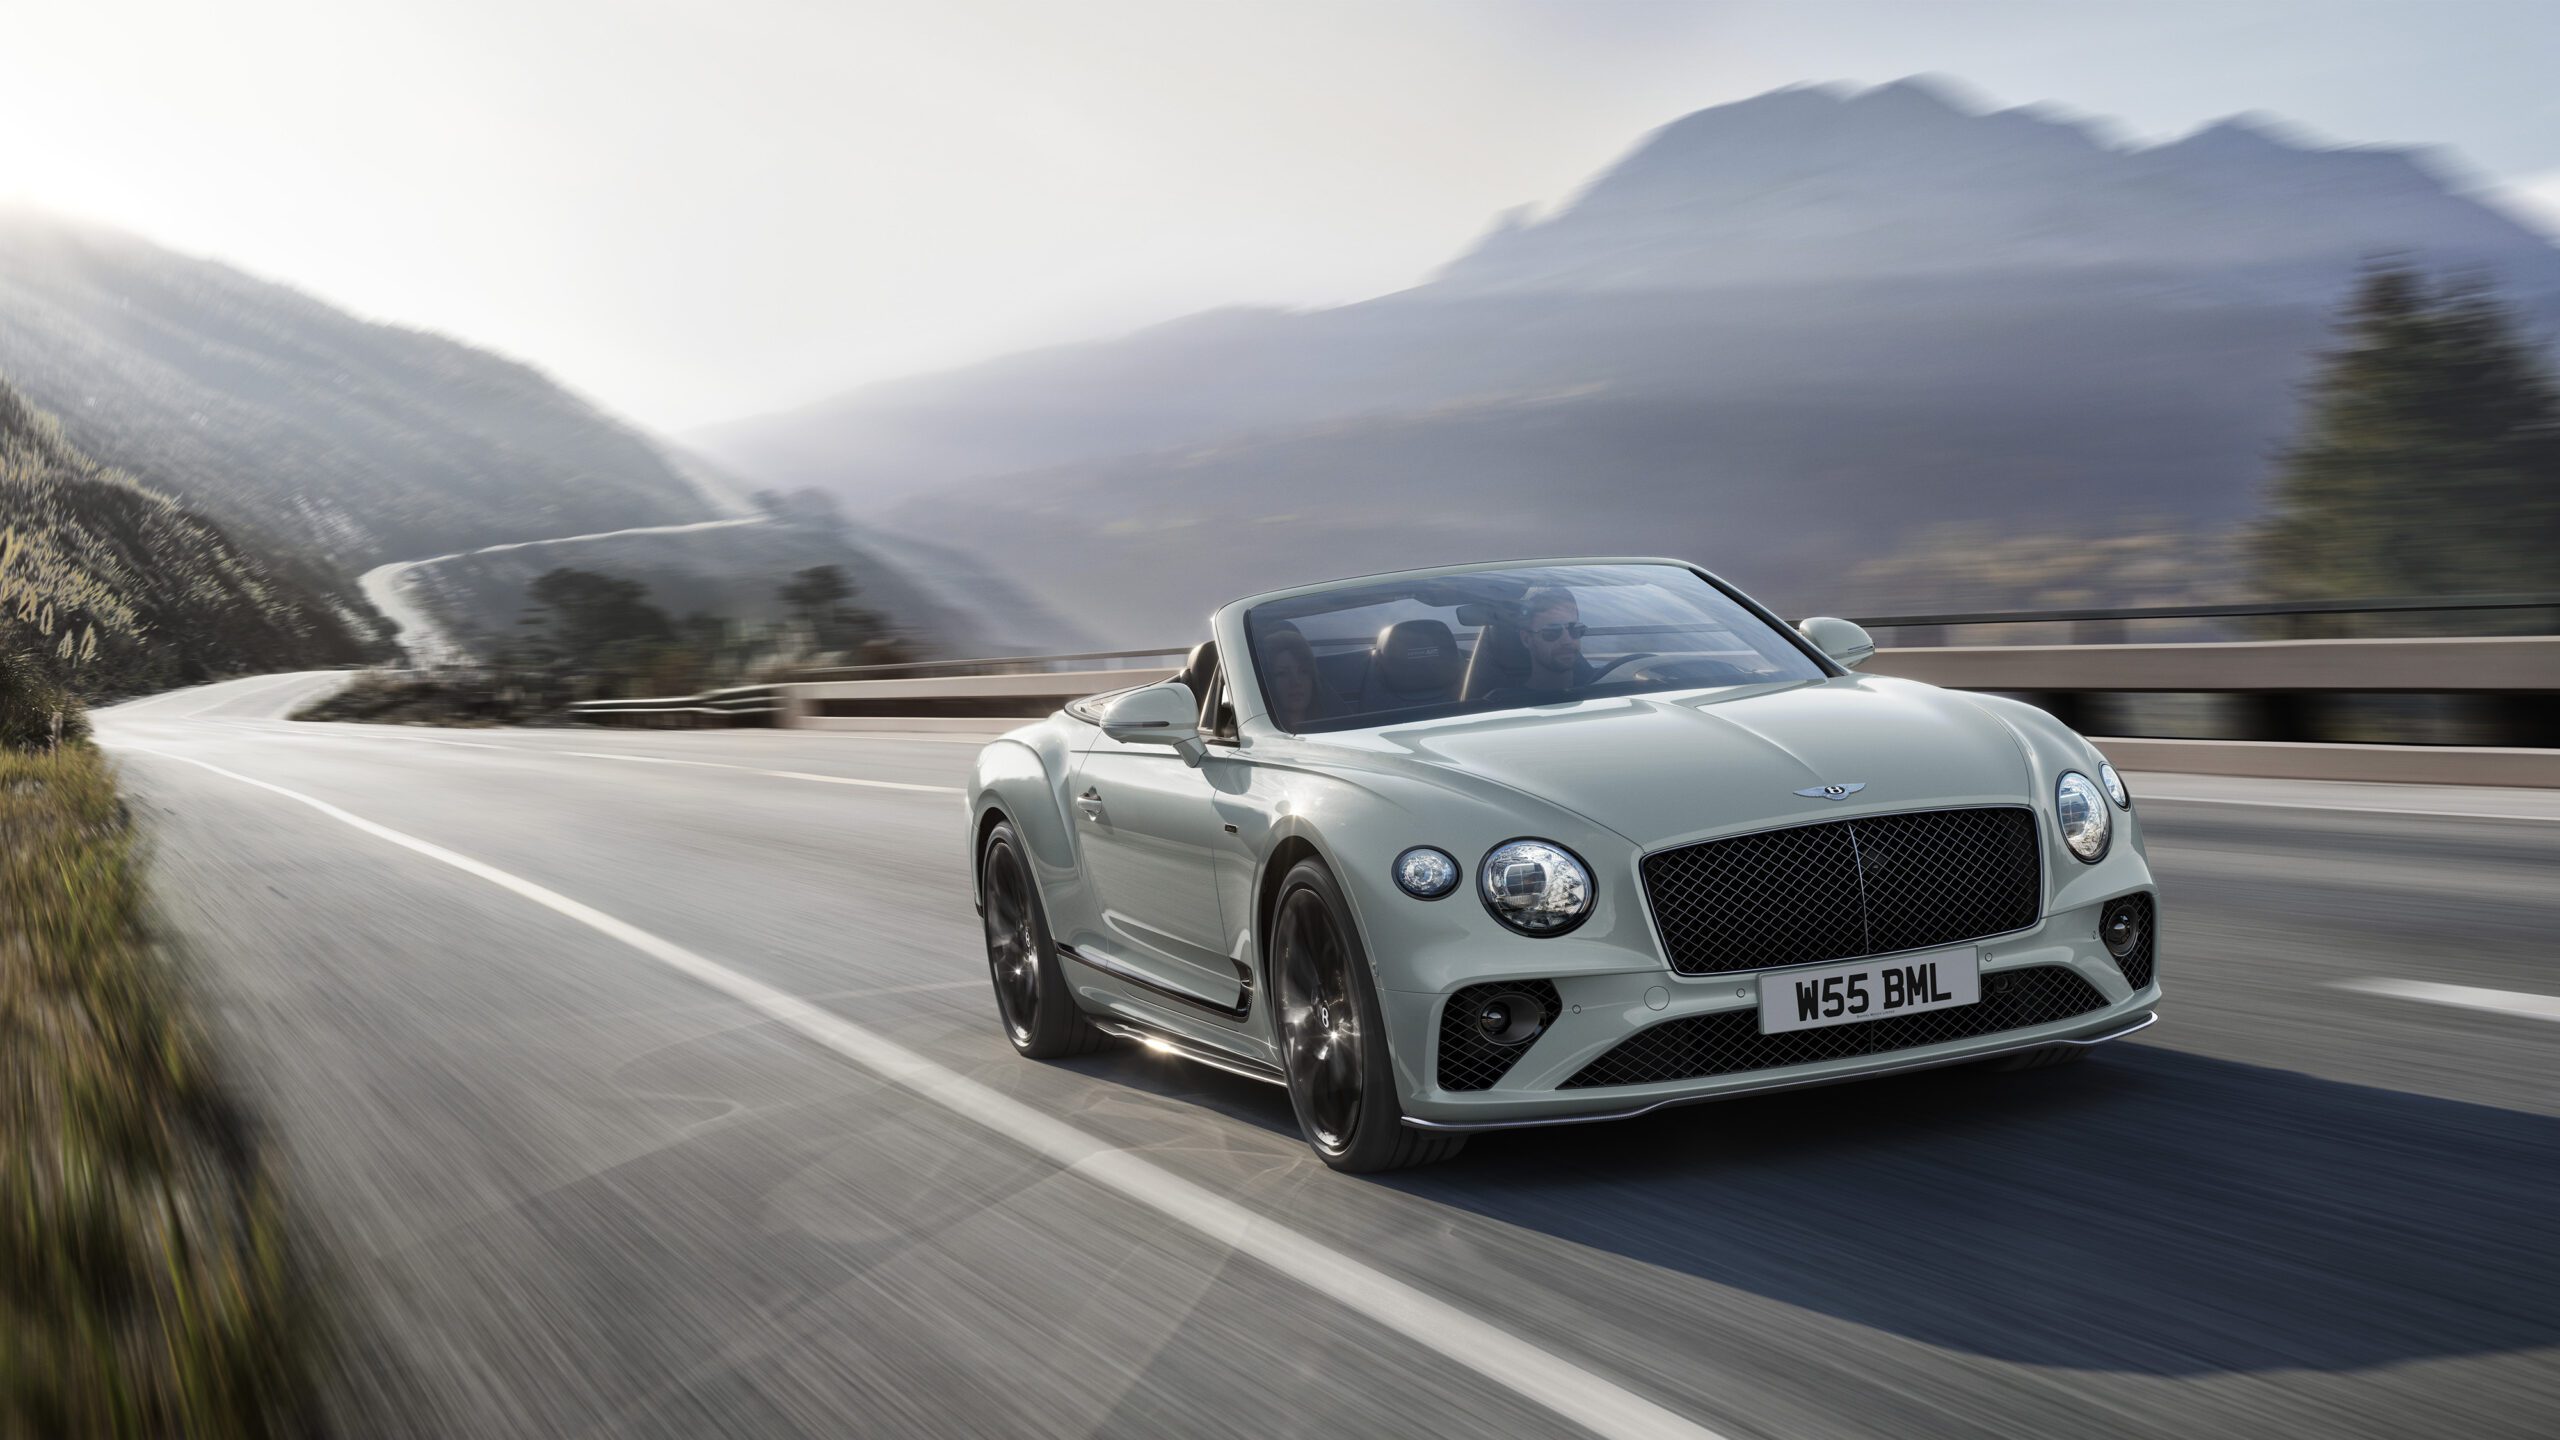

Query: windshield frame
left=1215, top=557, right=1841, bottom=738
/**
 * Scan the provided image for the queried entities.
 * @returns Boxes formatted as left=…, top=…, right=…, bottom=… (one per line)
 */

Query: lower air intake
left=1560, top=965, right=2110, bottom=1089
left=1437, top=981, right=1562, bottom=1092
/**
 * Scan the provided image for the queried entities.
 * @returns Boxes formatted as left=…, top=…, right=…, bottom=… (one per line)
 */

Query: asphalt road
left=95, top=675, right=2560, bottom=1439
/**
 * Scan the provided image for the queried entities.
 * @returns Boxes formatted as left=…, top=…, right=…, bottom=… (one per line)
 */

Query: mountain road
left=94, top=674, right=2560, bottom=1439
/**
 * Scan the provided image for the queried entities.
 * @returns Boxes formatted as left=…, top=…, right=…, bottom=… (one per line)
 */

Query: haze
left=4, top=0, right=2555, bottom=430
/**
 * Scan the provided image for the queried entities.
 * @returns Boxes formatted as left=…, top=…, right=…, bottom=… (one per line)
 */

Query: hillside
left=0, top=376, right=370, bottom=693
left=691, top=78, right=2560, bottom=640
left=0, top=208, right=714, bottom=573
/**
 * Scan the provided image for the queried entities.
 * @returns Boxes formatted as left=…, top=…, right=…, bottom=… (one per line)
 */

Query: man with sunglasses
left=1517, top=585, right=1604, bottom=693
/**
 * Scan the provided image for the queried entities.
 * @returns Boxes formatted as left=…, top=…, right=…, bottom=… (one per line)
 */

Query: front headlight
left=2056, top=771, right=2110, bottom=863
left=1478, top=839, right=1594, bottom=936
left=2098, top=761, right=2130, bottom=809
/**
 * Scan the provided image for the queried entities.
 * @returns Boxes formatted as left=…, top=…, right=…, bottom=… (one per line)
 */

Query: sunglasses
left=1530, top=622, right=1590, bottom=642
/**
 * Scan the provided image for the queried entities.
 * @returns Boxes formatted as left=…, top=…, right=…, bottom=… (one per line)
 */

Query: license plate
left=1759, top=947, right=1980, bottom=1034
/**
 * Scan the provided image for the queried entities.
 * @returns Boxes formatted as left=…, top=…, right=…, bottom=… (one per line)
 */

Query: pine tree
left=2259, top=265, right=2560, bottom=602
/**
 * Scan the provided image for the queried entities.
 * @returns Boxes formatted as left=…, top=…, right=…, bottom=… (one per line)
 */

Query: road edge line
left=113, top=743, right=1728, bottom=1440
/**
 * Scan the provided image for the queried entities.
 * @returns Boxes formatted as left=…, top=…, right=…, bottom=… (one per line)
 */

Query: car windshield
left=1241, top=562, right=1828, bottom=734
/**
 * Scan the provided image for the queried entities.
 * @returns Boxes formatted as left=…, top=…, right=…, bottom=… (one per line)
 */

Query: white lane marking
left=116, top=744, right=1725, bottom=1440
left=263, top=726, right=964, bottom=795
left=2334, top=978, right=2560, bottom=1022
left=2136, top=794, right=2560, bottom=825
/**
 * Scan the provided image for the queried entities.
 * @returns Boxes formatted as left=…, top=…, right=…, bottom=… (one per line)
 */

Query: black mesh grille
left=1437, top=981, right=1562, bottom=1092
left=2106, top=893, right=2157, bottom=991
left=1561, top=965, right=2108, bottom=1089
left=1642, top=807, right=2042, bottom=975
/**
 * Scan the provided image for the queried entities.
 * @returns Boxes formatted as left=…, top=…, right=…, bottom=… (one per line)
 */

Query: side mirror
left=1101, top=681, right=1206, bottom=764
left=1796, top=616, right=1876, bottom=671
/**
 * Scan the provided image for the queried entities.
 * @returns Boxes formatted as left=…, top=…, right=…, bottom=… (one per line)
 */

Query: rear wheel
left=1271, top=859, right=1464, bottom=1173
left=982, top=821, right=1106, bottom=1059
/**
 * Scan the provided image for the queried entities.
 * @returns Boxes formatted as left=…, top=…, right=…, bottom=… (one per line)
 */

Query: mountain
left=690, top=79, right=2560, bottom=642
left=0, top=375, right=369, bottom=693
left=0, top=207, right=714, bottom=574
left=1435, top=79, right=2560, bottom=297
left=0, top=209, right=1072, bottom=664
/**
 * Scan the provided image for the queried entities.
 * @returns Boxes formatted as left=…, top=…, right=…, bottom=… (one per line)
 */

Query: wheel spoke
left=984, top=849, right=1042, bottom=1040
left=1276, top=889, right=1365, bottom=1151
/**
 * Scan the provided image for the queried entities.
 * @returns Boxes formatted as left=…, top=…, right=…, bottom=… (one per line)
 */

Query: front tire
left=1270, top=859, right=1464, bottom=1173
left=982, top=821, right=1106, bottom=1059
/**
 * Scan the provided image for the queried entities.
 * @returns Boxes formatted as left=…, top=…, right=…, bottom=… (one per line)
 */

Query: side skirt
left=1057, top=941, right=1251, bottom=1021
left=1089, top=1017, right=1287, bottom=1088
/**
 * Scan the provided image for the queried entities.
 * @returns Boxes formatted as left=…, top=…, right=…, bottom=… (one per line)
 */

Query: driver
left=1518, top=586, right=1604, bottom=692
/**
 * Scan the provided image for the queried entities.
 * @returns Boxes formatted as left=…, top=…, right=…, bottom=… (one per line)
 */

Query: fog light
left=1472, top=989, right=1550, bottom=1047
left=2101, top=897, right=2146, bottom=960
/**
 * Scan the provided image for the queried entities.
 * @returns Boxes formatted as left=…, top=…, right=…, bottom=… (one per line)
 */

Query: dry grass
left=0, top=745, right=320, bottom=1437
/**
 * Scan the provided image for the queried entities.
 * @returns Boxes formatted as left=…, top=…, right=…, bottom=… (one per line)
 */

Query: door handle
left=1076, top=787, right=1103, bottom=818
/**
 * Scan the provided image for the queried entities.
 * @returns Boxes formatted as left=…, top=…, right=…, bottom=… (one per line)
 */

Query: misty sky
left=3, top=0, right=2556, bottom=431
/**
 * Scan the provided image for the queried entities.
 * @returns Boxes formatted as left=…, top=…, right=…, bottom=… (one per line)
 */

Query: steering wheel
left=1583, top=652, right=1659, bottom=685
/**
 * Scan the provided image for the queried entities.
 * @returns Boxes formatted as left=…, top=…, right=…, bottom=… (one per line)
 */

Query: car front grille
left=1437, top=980, right=1562, bottom=1092
left=1560, top=965, right=2110, bottom=1089
left=1642, top=806, right=2042, bottom=976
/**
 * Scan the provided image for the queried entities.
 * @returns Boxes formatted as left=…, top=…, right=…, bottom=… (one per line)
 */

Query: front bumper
left=1385, top=892, right=2160, bottom=1129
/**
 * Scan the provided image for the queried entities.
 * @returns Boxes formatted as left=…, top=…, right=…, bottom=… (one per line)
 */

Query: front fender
left=1240, top=755, right=1657, bottom=996
left=968, top=722, right=1088, bottom=919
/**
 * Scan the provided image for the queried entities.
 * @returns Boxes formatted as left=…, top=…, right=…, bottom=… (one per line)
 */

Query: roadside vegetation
left=1851, top=264, right=2558, bottom=634
left=0, top=660, right=322, bottom=1436
left=0, top=375, right=374, bottom=699
left=2258, top=264, right=2560, bottom=617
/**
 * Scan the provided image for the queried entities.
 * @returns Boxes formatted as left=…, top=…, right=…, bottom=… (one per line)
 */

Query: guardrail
left=564, top=595, right=2560, bottom=783
left=567, top=683, right=787, bottom=726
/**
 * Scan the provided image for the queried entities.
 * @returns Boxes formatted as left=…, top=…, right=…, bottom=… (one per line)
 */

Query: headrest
left=1176, top=640, right=1218, bottom=704
left=1372, top=619, right=1462, bottom=696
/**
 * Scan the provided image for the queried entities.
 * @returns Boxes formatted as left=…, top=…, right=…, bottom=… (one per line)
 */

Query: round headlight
left=1478, top=839, right=1594, bottom=936
left=1392, top=846, right=1460, bottom=900
left=2098, top=761, right=2130, bottom=809
left=2056, top=771, right=2110, bottom=863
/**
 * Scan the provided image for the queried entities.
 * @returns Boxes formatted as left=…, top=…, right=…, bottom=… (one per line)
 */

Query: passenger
left=1517, top=586, right=1604, bottom=692
left=1260, top=624, right=1330, bottom=730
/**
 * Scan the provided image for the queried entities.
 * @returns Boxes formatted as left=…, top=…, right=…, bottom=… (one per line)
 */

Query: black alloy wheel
left=1270, top=859, right=1464, bottom=1173
left=981, top=821, right=1105, bottom=1059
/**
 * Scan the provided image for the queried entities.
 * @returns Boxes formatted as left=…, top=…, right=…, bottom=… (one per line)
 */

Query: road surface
left=96, top=675, right=2560, bottom=1439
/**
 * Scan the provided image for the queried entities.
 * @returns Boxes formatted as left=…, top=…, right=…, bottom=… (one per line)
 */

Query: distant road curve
left=357, top=516, right=767, bottom=666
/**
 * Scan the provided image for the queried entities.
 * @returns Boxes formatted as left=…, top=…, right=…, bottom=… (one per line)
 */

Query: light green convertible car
left=968, top=559, right=2160, bottom=1171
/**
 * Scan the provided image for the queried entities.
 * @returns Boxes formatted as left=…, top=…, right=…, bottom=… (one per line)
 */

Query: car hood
left=1323, top=676, right=2036, bottom=850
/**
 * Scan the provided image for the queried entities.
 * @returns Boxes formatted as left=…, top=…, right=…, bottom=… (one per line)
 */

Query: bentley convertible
left=967, top=559, right=2160, bottom=1171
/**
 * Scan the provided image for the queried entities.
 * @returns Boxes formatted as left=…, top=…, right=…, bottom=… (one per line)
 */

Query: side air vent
left=2101, top=893, right=2156, bottom=991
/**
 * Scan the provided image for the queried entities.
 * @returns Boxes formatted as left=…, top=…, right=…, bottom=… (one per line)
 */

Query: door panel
left=1068, top=733, right=1240, bottom=1010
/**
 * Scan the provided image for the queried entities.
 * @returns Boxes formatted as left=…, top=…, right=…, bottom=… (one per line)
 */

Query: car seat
left=1358, top=619, right=1464, bottom=712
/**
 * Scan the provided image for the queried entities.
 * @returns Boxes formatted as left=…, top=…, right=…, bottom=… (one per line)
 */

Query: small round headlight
left=1478, top=839, right=1594, bottom=936
left=1392, top=846, right=1460, bottom=899
left=2098, top=761, right=2130, bottom=809
left=2057, top=771, right=2110, bottom=863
